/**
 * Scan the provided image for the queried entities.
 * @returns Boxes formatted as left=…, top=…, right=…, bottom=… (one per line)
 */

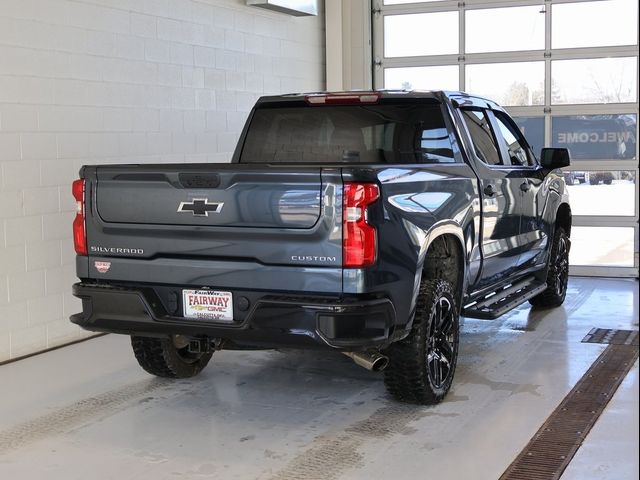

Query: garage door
left=372, top=0, right=639, bottom=277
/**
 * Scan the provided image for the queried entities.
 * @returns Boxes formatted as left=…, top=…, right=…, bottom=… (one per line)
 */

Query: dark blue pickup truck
left=71, top=90, right=571, bottom=404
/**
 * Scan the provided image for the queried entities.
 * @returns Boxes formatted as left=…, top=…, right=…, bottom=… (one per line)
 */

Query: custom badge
left=94, top=261, right=111, bottom=273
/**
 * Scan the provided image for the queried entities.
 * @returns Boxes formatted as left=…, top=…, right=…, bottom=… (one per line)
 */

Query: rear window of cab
left=239, top=102, right=463, bottom=165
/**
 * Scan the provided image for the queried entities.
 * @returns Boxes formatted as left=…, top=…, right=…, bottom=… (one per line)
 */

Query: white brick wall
left=0, top=0, right=326, bottom=362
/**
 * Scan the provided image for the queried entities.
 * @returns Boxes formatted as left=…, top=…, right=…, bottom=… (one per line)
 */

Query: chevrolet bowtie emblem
left=177, top=198, right=224, bottom=216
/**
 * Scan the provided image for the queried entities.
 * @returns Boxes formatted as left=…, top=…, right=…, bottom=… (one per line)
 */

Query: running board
left=462, top=278, right=547, bottom=320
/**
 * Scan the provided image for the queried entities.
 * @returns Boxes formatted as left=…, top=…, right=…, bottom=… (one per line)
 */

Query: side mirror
left=540, top=148, right=571, bottom=169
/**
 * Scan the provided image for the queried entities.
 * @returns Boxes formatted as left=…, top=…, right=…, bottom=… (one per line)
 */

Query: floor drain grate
left=582, top=328, right=638, bottom=346
left=499, top=340, right=638, bottom=480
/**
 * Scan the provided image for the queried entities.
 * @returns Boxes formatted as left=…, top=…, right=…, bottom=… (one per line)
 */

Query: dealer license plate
left=182, top=289, right=233, bottom=322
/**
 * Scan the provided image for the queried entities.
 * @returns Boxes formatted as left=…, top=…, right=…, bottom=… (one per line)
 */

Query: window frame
left=414, top=103, right=464, bottom=164
left=464, top=60, right=546, bottom=107
left=491, top=110, right=540, bottom=168
left=458, top=107, right=504, bottom=167
left=383, top=10, right=460, bottom=58
left=464, top=4, right=546, bottom=55
left=511, top=115, right=545, bottom=161
left=551, top=0, right=638, bottom=51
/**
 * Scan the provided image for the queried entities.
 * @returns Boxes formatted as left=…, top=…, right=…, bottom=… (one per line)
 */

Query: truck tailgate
left=96, top=166, right=321, bottom=228
left=81, top=164, right=343, bottom=293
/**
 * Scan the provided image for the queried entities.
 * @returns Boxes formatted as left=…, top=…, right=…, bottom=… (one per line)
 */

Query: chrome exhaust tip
left=342, top=351, right=389, bottom=372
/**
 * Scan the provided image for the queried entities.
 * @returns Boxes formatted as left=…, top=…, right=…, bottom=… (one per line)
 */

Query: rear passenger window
left=493, top=112, right=535, bottom=166
left=417, top=115, right=459, bottom=164
left=460, top=109, right=502, bottom=165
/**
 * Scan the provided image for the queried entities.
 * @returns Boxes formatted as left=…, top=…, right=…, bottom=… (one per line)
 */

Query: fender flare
left=408, top=220, right=468, bottom=320
left=418, top=220, right=466, bottom=266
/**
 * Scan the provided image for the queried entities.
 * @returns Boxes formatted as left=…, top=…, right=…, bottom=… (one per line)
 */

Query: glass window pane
left=563, top=170, right=637, bottom=216
left=552, top=57, right=638, bottom=104
left=466, top=6, right=545, bottom=53
left=570, top=226, right=635, bottom=266
left=460, top=110, right=502, bottom=165
left=553, top=0, right=638, bottom=49
left=241, top=104, right=450, bottom=164
left=512, top=116, right=544, bottom=158
left=552, top=114, right=637, bottom=160
left=493, top=112, right=534, bottom=166
left=385, top=0, right=445, bottom=3
left=466, top=62, right=544, bottom=106
left=384, top=65, right=459, bottom=90
left=384, top=12, right=459, bottom=57
left=419, top=126, right=457, bottom=164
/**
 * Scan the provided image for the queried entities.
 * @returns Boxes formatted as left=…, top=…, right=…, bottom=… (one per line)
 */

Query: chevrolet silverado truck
left=71, top=91, right=572, bottom=405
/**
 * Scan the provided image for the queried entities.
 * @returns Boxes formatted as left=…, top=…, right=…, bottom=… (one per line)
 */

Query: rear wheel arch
left=419, top=226, right=466, bottom=309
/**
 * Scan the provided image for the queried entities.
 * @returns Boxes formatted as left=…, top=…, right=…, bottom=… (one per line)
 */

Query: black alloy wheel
left=530, top=226, right=570, bottom=308
left=553, top=234, right=570, bottom=298
left=426, top=296, right=456, bottom=389
left=384, top=279, right=460, bottom=405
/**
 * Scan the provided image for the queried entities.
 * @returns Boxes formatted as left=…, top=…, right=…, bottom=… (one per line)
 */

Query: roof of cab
left=254, top=90, right=503, bottom=110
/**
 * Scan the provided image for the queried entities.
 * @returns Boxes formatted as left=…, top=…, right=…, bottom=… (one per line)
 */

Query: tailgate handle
left=178, top=173, right=221, bottom=189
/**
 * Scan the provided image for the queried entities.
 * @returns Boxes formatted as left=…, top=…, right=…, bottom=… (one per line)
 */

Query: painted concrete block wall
left=0, top=0, right=325, bottom=362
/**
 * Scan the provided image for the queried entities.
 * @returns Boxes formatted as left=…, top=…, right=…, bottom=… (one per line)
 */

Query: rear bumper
left=70, top=283, right=396, bottom=350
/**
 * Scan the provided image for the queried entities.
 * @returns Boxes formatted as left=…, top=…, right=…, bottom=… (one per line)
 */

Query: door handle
left=484, top=184, right=496, bottom=197
left=520, top=181, right=531, bottom=192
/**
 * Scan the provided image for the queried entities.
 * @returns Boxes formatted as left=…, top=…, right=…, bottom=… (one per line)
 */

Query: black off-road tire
left=529, top=226, right=570, bottom=308
left=383, top=279, right=460, bottom=405
left=131, top=335, right=213, bottom=378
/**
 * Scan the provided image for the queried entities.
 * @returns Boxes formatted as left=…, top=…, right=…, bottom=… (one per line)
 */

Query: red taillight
left=72, top=179, right=87, bottom=256
left=343, top=182, right=379, bottom=268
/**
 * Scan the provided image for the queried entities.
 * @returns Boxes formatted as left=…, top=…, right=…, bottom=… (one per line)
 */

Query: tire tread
left=530, top=226, right=570, bottom=308
left=131, top=336, right=212, bottom=378
left=384, top=279, right=459, bottom=405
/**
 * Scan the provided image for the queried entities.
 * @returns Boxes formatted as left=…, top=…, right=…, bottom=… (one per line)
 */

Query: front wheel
left=530, top=226, right=570, bottom=308
left=384, top=279, right=460, bottom=405
left=131, top=335, right=213, bottom=378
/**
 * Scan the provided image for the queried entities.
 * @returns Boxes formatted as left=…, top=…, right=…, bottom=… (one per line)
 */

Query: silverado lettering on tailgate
left=90, top=246, right=144, bottom=255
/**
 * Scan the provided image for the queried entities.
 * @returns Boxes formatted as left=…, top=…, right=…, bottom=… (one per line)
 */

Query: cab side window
left=417, top=113, right=461, bottom=164
left=493, top=112, right=535, bottom=167
left=460, top=109, right=502, bottom=166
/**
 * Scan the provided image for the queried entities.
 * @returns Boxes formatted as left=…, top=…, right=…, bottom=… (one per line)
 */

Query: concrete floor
left=0, top=277, right=637, bottom=480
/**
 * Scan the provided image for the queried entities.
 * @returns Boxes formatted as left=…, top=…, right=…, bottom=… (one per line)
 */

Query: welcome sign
left=552, top=114, right=637, bottom=160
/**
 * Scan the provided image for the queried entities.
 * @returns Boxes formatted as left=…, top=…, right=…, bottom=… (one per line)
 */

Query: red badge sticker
left=94, top=261, right=111, bottom=273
